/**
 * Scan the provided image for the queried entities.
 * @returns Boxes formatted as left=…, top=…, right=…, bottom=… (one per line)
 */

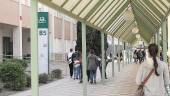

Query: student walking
left=72, top=48, right=81, bottom=80
left=67, top=48, right=74, bottom=78
left=136, top=44, right=170, bottom=96
left=87, top=49, right=99, bottom=84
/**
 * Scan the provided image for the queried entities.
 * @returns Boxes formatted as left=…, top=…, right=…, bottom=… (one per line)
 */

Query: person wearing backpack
left=72, top=47, right=81, bottom=80
left=136, top=44, right=170, bottom=96
left=67, top=48, right=74, bottom=78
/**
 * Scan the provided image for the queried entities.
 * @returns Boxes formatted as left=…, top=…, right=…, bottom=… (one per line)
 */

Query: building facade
left=0, top=0, right=77, bottom=62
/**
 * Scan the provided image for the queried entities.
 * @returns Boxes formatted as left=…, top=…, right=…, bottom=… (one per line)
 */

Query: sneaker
left=79, top=80, right=83, bottom=83
left=94, top=81, right=96, bottom=84
left=90, top=81, right=93, bottom=84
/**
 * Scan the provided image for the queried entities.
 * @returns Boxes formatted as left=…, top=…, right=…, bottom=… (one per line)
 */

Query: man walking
left=67, top=48, right=74, bottom=78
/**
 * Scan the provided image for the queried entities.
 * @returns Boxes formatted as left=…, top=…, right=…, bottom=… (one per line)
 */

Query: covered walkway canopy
left=39, top=0, right=170, bottom=43
left=30, top=0, right=170, bottom=96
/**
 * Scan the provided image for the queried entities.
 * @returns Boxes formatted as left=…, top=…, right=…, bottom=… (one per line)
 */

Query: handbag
left=135, top=69, right=154, bottom=96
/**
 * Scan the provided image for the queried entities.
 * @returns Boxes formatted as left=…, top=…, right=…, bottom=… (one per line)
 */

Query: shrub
left=51, top=69, right=62, bottom=79
left=0, top=59, right=27, bottom=91
left=4, top=59, right=28, bottom=69
left=0, top=82, right=2, bottom=93
left=39, top=73, right=48, bottom=84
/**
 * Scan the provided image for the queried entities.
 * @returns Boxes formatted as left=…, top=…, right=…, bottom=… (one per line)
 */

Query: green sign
left=38, top=12, right=49, bottom=28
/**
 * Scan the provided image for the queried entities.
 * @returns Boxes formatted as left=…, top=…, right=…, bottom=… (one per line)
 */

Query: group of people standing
left=133, top=49, right=146, bottom=64
left=67, top=48, right=107, bottom=84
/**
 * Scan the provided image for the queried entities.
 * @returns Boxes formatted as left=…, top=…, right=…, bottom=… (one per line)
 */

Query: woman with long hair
left=136, top=43, right=170, bottom=96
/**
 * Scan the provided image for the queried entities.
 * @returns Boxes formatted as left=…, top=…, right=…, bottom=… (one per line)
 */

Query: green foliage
left=0, top=59, right=27, bottom=91
left=51, top=69, right=62, bottom=79
left=39, top=73, right=48, bottom=84
left=76, top=21, right=108, bottom=56
left=4, top=59, right=28, bottom=69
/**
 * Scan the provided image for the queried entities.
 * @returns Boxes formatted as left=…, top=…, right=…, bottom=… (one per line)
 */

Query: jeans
left=90, top=70, right=97, bottom=82
left=74, top=65, right=81, bottom=79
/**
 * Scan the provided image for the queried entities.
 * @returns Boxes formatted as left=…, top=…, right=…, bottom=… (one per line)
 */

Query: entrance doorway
left=3, top=37, right=13, bottom=59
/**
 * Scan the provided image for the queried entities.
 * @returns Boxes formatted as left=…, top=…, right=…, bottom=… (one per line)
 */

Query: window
left=54, top=17, right=63, bottom=39
left=64, top=20, right=71, bottom=40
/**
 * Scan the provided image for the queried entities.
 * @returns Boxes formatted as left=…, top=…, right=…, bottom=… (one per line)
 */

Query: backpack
left=139, top=52, right=143, bottom=58
left=72, top=52, right=80, bottom=63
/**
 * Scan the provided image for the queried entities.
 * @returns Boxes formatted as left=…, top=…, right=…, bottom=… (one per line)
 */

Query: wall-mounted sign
left=38, top=12, right=49, bottom=74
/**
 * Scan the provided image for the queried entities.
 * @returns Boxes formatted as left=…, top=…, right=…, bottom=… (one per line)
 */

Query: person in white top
left=67, top=48, right=74, bottom=78
left=136, top=44, right=170, bottom=96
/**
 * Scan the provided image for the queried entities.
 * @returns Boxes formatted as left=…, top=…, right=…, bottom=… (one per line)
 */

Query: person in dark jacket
left=87, top=49, right=98, bottom=84
left=72, top=48, right=81, bottom=80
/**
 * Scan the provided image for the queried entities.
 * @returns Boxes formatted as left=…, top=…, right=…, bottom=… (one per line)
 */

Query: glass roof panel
left=162, top=0, right=170, bottom=8
left=79, top=0, right=99, bottom=18
left=40, top=0, right=170, bottom=43
left=110, top=20, right=126, bottom=34
left=137, top=0, right=161, bottom=23
left=72, top=0, right=91, bottom=15
left=87, top=0, right=108, bottom=21
left=108, top=17, right=124, bottom=33
left=149, top=0, right=166, bottom=15
left=63, top=0, right=80, bottom=11
left=51, top=0, right=66, bottom=6
left=89, top=0, right=113, bottom=23
left=101, top=2, right=129, bottom=29
left=106, top=15, right=124, bottom=32
left=114, top=19, right=134, bottom=37
left=153, top=0, right=167, bottom=12
left=94, top=0, right=123, bottom=26
left=97, top=0, right=126, bottom=27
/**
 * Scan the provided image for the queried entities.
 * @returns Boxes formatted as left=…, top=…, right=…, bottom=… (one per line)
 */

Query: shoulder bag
left=135, top=69, right=154, bottom=96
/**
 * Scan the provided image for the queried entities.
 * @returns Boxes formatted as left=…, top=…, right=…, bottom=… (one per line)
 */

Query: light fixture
left=136, top=34, right=140, bottom=39
left=123, top=7, right=133, bottom=21
left=132, top=27, right=139, bottom=34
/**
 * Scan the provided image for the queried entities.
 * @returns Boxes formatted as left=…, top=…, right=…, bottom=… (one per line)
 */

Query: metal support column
left=125, top=43, right=127, bottom=65
left=112, top=36, right=115, bottom=77
left=101, top=32, right=105, bottom=83
left=130, top=44, right=132, bottom=63
left=118, top=39, right=120, bottom=72
left=82, top=23, right=87, bottom=96
left=168, top=15, right=170, bottom=64
left=157, top=30, right=160, bottom=58
left=122, top=42, right=125, bottom=68
left=127, top=43, right=130, bottom=64
left=31, top=0, right=39, bottom=96
left=155, top=34, right=157, bottom=44
left=162, top=21, right=168, bottom=63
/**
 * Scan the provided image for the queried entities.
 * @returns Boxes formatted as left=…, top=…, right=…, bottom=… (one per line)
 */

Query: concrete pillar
left=162, top=21, right=168, bottom=63
left=13, top=27, right=22, bottom=59
left=0, top=30, right=3, bottom=61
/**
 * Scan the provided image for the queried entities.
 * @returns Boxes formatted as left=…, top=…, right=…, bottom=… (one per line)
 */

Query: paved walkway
left=11, top=62, right=139, bottom=96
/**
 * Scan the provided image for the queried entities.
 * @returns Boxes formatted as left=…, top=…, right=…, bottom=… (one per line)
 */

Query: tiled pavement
left=10, top=62, right=139, bottom=96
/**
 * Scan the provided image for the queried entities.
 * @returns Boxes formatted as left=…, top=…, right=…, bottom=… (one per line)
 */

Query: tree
left=76, top=21, right=108, bottom=56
